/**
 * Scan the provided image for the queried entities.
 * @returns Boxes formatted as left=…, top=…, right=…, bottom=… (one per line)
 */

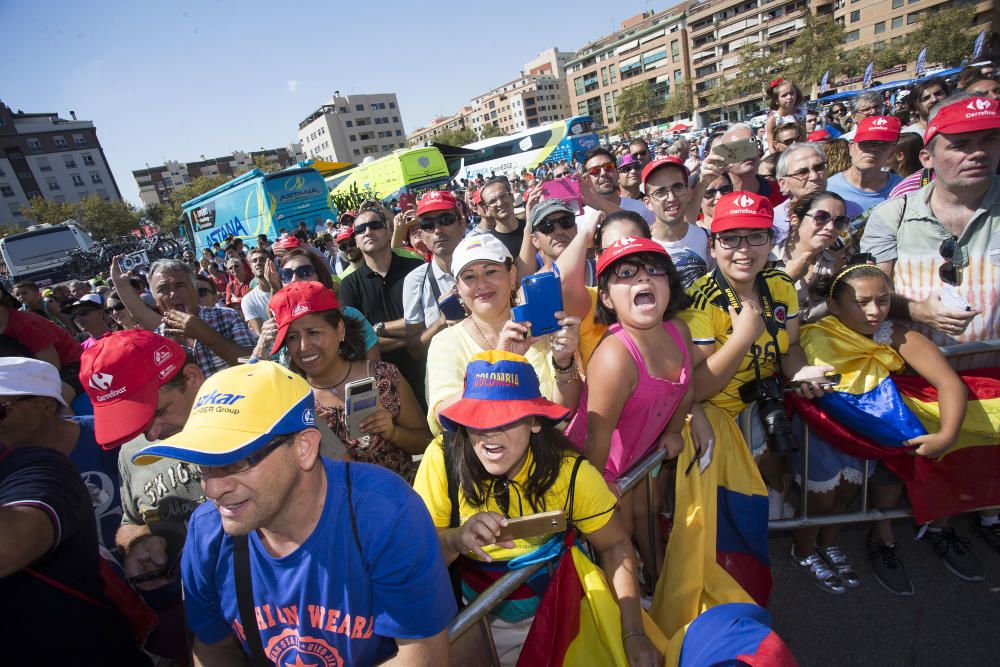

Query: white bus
left=0, top=220, right=95, bottom=286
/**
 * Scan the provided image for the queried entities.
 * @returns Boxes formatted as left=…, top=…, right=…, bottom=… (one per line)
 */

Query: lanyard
left=711, top=268, right=783, bottom=381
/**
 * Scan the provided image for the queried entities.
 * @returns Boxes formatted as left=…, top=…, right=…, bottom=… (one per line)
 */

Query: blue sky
left=0, top=0, right=656, bottom=207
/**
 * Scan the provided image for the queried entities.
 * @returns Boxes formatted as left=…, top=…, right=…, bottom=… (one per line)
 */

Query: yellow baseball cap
left=132, top=360, right=316, bottom=466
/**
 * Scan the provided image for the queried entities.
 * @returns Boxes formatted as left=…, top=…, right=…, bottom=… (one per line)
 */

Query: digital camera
left=738, top=376, right=799, bottom=455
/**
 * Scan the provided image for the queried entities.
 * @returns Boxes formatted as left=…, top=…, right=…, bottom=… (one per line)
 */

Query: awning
left=669, top=123, right=692, bottom=132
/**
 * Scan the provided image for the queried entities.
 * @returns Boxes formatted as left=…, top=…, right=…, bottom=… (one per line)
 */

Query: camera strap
left=711, top=268, right=783, bottom=380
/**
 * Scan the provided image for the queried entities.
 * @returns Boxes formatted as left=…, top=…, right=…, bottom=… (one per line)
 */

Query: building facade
left=407, top=106, right=475, bottom=145
left=565, top=6, right=692, bottom=130
left=0, top=101, right=121, bottom=227
left=471, top=74, right=572, bottom=136
left=298, top=92, right=406, bottom=164
left=131, top=144, right=305, bottom=207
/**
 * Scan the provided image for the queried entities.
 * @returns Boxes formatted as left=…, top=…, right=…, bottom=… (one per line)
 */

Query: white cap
left=0, top=357, right=67, bottom=406
left=450, top=234, right=513, bottom=276
left=70, top=293, right=104, bottom=309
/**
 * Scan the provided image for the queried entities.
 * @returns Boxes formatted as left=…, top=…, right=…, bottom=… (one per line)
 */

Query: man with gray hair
left=110, top=257, right=255, bottom=377
left=840, top=91, right=885, bottom=141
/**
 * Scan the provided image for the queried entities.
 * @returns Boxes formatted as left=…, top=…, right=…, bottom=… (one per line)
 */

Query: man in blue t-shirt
left=826, top=115, right=904, bottom=215
left=133, top=360, right=456, bottom=666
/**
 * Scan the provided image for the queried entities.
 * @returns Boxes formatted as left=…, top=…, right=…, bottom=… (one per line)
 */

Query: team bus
left=180, top=166, right=334, bottom=254
left=326, top=146, right=451, bottom=203
left=451, top=116, right=600, bottom=183
left=0, top=220, right=95, bottom=286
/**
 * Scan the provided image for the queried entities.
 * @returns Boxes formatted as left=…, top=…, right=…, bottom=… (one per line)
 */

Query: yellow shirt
left=425, top=323, right=557, bottom=436
left=413, top=436, right=616, bottom=561
left=680, top=268, right=799, bottom=416
left=578, top=286, right=607, bottom=371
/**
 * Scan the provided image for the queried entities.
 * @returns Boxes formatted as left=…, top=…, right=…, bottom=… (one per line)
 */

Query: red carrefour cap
left=711, top=191, right=774, bottom=234
left=641, top=157, right=690, bottom=189
left=924, top=96, right=1000, bottom=144
left=807, top=129, right=831, bottom=142
left=853, top=116, right=901, bottom=143
left=80, top=330, right=187, bottom=448
left=273, top=235, right=303, bottom=250
left=417, top=190, right=459, bottom=216
left=335, top=226, right=355, bottom=243
left=268, top=281, right=340, bottom=355
left=596, top=236, right=670, bottom=277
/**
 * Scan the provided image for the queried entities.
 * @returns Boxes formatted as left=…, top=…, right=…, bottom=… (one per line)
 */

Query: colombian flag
left=666, top=603, right=797, bottom=667
left=650, top=405, right=772, bottom=639
left=791, top=316, right=1000, bottom=523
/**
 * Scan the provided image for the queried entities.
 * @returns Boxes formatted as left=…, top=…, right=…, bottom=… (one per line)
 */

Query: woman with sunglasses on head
left=269, top=281, right=431, bottom=480
left=413, top=351, right=662, bottom=667
left=425, top=234, right=582, bottom=437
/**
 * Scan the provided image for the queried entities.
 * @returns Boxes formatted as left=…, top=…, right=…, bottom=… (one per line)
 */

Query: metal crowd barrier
left=448, top=338, right=999, bottom=644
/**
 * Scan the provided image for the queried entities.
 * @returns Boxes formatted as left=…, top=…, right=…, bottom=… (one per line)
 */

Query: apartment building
left=564, top=5, right=691, bottom=130
left=471, top=74, right=571, bottom=136
left=0, top=101, right=121, bottom=227
left=132, top=144, right=305, bottom=207
left=407, top=106, right=475, bottom=145
left=298, top=92, right=406, bottom=164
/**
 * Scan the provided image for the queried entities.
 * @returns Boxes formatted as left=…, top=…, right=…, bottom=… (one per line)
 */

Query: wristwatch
left=374, top=321, right=386, bottom=337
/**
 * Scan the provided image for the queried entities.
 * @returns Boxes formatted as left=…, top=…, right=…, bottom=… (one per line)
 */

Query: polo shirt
left=402, top=259, right=457, bottom=328
left=862, top=177, right=1000, bottom=351
left=826, top=171, right=903, bottom=215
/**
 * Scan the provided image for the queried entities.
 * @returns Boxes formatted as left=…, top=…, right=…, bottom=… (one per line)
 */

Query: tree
left=330, top=182, right=381, bottom=215
left=708, top=46, right=774, bottom=116
left=778, top=14, right=853, bottom=90
left=19, top=195, right=142, bottom=240
left=897, top=6, right=977, bottom=67
left=616, top=83, right=665, bottom=131
left=434, top=126, right=477, bottom=147
left=663, top=78, right=694, bottom=119
left=480, top=123, right=505, bottom=139
left=18, top=197, right=77, bottom=225
left=160, top=174, right=230, bottom=228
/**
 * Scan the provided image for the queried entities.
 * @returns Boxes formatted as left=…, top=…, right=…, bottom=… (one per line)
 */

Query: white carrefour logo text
left=292, top=303, right=310, bottom=316
left=89, top=372, right=114, bottom=391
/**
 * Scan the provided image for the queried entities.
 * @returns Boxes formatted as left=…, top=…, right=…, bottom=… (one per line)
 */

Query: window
left=907, top=11, right=919, bottom=23
left=389, top=102, right=396, bottom=109
left=392, top=116, right=399, bottom=123
left=345, top=120, right=353, bottom=127
left=355, top=104, right=364, bottom=111
left=874, top=21, right=886, bottom=33
left=71, top=174, right=84, bottom=187
left=9, top=150, right=23, bottom=160
left=891, top=15, right=903, bottom=28
left=892, top=0, right=902, bottom=7
left=0, top=185, right=14, bottom=198
left=395, top=130, right=402, bottom=136
left=53, top=136, right=67, bottom=150
left=845, top=30, right=860, bottom=41
left=73, top=134, right=86, bottom=147
left=349, top=134, right=357, bottom=142
left=64, top=157, right=77, bottom=169
left=38, top=158, right=52, bottom=172
left=97, top=189, right=109, bottom=200
left=82, top=153, right=95, bottom=166
left=850, top=10, right=860, bottom=21
left=671, top=39, right=680, bottom=59
left=90, top=171, right=102, bottom=184
left=46, top=176, right=60, bottom=191
left=339, top=106, right=348, bottom=113
left=27, top=138, right=42, bottom=153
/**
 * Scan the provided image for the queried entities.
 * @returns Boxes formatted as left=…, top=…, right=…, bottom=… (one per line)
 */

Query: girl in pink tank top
left=566, top=237, right=697, bottom=588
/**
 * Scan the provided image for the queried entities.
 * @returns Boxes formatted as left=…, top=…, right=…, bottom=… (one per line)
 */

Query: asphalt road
left=768, top=516, right=1000, bottom=666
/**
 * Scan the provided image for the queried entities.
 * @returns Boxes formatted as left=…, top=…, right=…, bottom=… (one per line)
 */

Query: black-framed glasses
left=195, top=434, right=294, bottom=478
left=534, top=215, right=576, bottom=235
left=619, top=163, right=643, bottom=174
left=482, top=191, right=512, bottom=209
left=337, top=239, right=357, bottom=252
left=586, top=162, right=617, bottom=176
left=0, top=396, right=29, bottom=420
left=939, top=235, right=960, bottom=286
left=715, top=231, right=771, bottom=249
left=648, top=183, right=689, bottom=201
left=704, top=184, right=734, bottom=200
left=197, top=287, right=213, bottom=297
left=279, top=265, right=317, bottom=283
left=353, top=219, right=386, bottom=235
left=612, top=261, right=668, bottom=280
left=805, top=210, right=851, bottom=231
left=418, top=212, right=458, bottom=231
left=785, top=162, right=828, bottom=180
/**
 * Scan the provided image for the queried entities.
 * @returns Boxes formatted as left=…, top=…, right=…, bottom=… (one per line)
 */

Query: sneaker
left=922, top=527, right=985, bottom=582
left=866, top=534, right=914, bottom=597
left=790, top=547, right=846, bottom=594
left=972, top=520, right=1000, bottom=555
left=819, top=545, right=861, bottom=588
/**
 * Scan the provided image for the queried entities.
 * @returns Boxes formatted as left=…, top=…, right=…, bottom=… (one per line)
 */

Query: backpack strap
left=232, top=534, right=270, bottom=667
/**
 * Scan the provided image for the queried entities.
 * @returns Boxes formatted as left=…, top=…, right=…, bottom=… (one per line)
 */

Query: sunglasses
left=714, top=231, right=771, bottom=249
left=703, top=184, right=734, bottom=200
left=939, top=236, right=960, bottom=285
left=418, top=212, right=458, bottom=231
left=534, top=215, right=576, bottom=235
left=805, top=210, right=851, bottom=230
left=195, top=435, right=292, bottom=478
left=197, top=287, right=213, bottom=297
left=0, top=396, right=29, bottom=420
left=631, top=150, right=649, bottom=158
left=586, top=162, right=617, bottom=176
left=337, top=239, right=357, bottom=252
left=280, top=265, right=317, bottom=283
left=353, top=219, right=386, bottom=235
left=619, top=163, right=643, bottom=174
left=106, top=303, right=126, bottom=314
left=70, top=307, right=101, bottom=319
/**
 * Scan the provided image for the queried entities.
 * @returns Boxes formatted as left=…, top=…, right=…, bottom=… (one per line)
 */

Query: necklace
left=308, top=361, right=353, bottom=394
left=469, top=318, right=495, bottom=350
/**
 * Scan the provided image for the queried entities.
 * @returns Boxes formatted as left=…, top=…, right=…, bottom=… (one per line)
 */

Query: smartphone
left=512, top=272, right=564, bottom=337
left=540, top=177, right=584, bottom=215
left=344, top=377, right=379, bottom=440
left=398, top=193, right=416, bottom=212
left=783, top=374, right=842, bottom=392
left=495, top=510, right=567, bottom=543
left=438, top=292, right=466, bottom=321
left=128, top=550, right=181, bottom=585
left=939, top=284, right=972, bottom=312
left=711, top=137, right=759, bottom=166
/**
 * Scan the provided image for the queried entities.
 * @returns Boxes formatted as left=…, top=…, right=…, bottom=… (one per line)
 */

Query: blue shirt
left=182, top=458, right=456, bottom=665
left=826, top=171, right=904, bottom=216
left=66, top=416, right=123, bottom=552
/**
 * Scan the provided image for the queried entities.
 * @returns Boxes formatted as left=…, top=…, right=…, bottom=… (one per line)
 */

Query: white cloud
left=287, top=80, right=299, bottom=93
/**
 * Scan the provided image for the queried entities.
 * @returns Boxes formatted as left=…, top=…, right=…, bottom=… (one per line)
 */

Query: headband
left=770, top=78, right=785, bottom=89
left=827, top=262, right=889, bottom=298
